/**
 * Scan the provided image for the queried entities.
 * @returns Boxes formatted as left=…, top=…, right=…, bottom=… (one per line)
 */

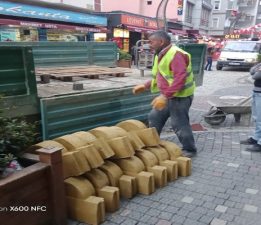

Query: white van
left=216, top=40, right=261, bottom=70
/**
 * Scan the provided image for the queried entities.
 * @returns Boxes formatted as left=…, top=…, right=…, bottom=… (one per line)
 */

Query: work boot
left=246, top=144, right=261, bottom=152
left=240, top=137, right=257, bottom=145
left=182, top=150, right=197, bottom=158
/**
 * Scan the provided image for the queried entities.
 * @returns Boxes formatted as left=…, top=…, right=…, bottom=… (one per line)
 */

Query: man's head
left=148, top=30, right=171, bottom=54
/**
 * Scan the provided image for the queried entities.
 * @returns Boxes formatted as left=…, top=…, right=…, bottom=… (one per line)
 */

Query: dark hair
left=149, top=30, right=171, bottom=43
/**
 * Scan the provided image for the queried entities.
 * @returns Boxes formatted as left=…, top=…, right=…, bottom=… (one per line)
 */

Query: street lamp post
left=156, top=0, right=169, bottom=31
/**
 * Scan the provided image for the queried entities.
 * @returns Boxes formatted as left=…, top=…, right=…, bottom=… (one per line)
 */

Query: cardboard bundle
left=107, top=136, right=135, bottom=158
left=116, top=119, right=147, bottom=131
left=28, top=140, right=68, bottom=153
left=54, top=134, right=88, bottom=151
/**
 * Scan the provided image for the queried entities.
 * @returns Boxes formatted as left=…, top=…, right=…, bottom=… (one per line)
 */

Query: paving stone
left=186, top=211, right=202, bottom=221
left=155, top=220, right=171, bottom=225
left=139, top=215, right=159, bottom=224
left=164, top=205, right=179, bottom=214
left=145, top=208, right=161, bottom=217
left=213, top=198, right=225, bottom=205
left=181, top=196, right=194, bottom=204
left=219, top=213, right=235, bottom=222
left=183, top=218, right=205, bottom=225
left=215, top=205, right=228, bottom=213
left=199, top=215, right=215, bottom=224
left=137, top=223, right=148, bottom=225
left=226, top=208, right=241, bottom=216
left=245, top=188, right=259, bottom=195
left=183, top=180, right=195, bottom=185
left=170, top=215, right=186, bottom=224
left=158, top=211, right=173, bottom=220
left=243, top=204, right=258, bottom=213
left=127, top=211, right=143, bottom=220
left=150, top=202, right=167, bottom=211
left=203, top=202, right=217, bottom=210
left=100, top=222, right=118, bottom=225
left=120, top=218, right=138, bottom=225
left=227, top=163, right=240, bottom=168
left=108, top=215, right=126, bottom=224
left=210, top=218, right=227, bottom=225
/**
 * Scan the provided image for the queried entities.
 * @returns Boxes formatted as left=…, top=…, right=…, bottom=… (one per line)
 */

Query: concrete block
left=66, top=196, right=105, bottom=225
left=176, top=157, right=191, bottom=177
left=97, top=186, right=120, bottom=212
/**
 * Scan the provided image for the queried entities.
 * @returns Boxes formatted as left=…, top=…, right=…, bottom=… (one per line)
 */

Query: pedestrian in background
left=205, top=47, right=214, bottom=71
left=240, top=62, right=261, bottom=151
left=132, top=30, right=197, bottom=157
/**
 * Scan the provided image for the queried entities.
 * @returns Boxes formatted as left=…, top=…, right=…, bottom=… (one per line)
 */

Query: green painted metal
left=178, top=43, right=207, bottom=86
left=0, top=42, right=117, bottom=67
left=40, top=88, right=155, bottom=139
left=0, top=46, right=39, bottom=117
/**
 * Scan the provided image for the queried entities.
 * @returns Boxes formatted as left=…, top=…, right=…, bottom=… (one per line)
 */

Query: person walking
left=132, top=30, right=197, bottom=157
left=240, top=62, right=261, bottom=151
left=205, top=47, right=214, bottom=71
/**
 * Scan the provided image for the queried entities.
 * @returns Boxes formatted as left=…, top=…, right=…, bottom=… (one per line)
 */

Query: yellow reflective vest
left=151, top=46, right=195, bottom=97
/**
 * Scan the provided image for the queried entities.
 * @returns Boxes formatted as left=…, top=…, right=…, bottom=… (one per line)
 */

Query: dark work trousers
left=148, top=95, right=197, bottom=152
left=205, top=56, right=213, bottom=71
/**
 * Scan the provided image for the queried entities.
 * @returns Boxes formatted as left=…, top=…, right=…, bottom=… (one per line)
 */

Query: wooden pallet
left=36, top=65, right=132, bottom=82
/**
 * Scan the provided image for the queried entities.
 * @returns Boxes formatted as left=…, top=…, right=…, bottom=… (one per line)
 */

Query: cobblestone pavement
left=69, top=66, right=261, bottom=225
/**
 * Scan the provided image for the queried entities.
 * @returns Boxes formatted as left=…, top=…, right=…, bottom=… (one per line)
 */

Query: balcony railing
left=202, top=0, right=212, bottom=9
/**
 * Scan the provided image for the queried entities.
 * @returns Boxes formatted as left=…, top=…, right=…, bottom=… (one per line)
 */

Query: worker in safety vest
left=133, top=30, right=197, bottom=157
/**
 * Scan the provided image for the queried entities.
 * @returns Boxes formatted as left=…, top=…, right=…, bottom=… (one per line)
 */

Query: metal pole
left=163, top=0, right=169, bottom=32
left=156, top=0, right=169, bottom=31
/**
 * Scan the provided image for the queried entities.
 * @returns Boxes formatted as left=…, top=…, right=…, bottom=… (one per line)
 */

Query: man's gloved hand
left=151, top=95, right=167, bottom=110
left=132, top=84, right=146, bottom=94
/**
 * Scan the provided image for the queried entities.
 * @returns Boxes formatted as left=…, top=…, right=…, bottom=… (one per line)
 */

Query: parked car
left=216, top=40, right=261, bottom=70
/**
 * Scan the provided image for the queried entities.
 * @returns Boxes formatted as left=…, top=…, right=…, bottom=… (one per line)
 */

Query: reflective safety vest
left=151, top=46, right=195, bottom=97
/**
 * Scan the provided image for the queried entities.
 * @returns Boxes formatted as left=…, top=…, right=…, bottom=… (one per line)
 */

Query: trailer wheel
left=204, top=108, right=226, bottom=125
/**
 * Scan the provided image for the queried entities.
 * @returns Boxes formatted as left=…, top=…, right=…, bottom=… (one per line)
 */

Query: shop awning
left=0, top=18, right=107, bottom=33
left=126, top=25, right=157, bottom=33
left=169, top=29, right=187, bottom=35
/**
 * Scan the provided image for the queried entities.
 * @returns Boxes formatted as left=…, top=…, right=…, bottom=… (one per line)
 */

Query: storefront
left=100, top=12, right=159, bottom=53
left=0, top=0, right=107, bottom=42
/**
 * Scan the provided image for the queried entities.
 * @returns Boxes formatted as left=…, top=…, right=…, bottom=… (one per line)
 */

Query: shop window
left=23, top=30, right=30, bottom=35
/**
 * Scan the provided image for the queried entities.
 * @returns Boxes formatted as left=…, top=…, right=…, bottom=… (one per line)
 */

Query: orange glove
left=151, top=95, right=167, bottom=110
left=132, top=84, right=146, bottom=94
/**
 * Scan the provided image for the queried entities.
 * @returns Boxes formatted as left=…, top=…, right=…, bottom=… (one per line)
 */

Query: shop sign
left=0, top=19, right=103, bottom=33
left=113, top=28, right=129, bottom=38
left=0, top=29, right=19, bottom=41
left=0, top=1, right=107, bottom=26
left=224, top=34, right=240, bottom=39
left=121, top=15, right=157, bottom=29
left=177, top=0, right=183, bottom=16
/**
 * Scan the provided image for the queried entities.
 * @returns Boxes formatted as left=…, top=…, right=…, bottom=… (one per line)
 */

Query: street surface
left=69, top=64, right=261, bottom=225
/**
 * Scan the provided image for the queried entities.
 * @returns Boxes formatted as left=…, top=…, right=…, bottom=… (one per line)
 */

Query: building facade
left=209, top=0, right=260, bottom=38
left=0, top=0, right=107, bottom=42
left=101, top=0, right=180, bottom=22
left=182, top=0, right=213, bottom=35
